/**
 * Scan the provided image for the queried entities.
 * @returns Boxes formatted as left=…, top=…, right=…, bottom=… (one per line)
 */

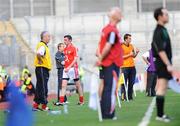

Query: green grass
left=149, top=91, right=180, bottom=126
left=0, top=90, right=180, bottom=126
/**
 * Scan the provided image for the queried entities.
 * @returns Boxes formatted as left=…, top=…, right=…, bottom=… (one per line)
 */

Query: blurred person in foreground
left=96, top=7, right=123, bottom=120
left=151, top=7, right=174, bottom=122
left=6, top=80, right=33, bottom=126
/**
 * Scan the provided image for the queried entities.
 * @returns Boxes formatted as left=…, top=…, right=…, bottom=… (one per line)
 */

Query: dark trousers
left=57, top=68, right=64, bottom=89
left=121, top=67, right=136, bottom=100
left=146, top=72, right=157, bottom=96
left=101, top=64, right=120, bottom=119
left=34, top=67, right=49, bottom=105
left=57, top=68, right=67, bottom=102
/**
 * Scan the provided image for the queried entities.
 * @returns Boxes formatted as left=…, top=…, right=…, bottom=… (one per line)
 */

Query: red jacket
left=99, top=24, right=123, bottom=67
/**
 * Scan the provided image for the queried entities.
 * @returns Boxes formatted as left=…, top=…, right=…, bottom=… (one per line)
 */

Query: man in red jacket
left=96, top=7, right=123, bottom=120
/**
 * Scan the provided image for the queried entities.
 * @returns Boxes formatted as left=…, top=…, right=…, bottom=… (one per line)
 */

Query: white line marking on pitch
left=138, top=97, right=156, bottom=126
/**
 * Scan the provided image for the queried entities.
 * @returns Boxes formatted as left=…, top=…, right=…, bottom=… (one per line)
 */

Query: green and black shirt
left=151, top=24, right=172, bottom=65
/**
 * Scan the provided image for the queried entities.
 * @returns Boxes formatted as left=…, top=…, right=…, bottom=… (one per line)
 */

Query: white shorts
left=62, top=67, right=79, bottom=80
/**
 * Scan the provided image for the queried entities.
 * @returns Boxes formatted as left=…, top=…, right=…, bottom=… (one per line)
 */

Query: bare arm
left=95, top=46, right=100, bottom=57
left=97, top=31, right=116, bottom=63
left=123, top=52, right=133, bottom=59
left=99, top=43, right=112, bottom=61
left=158, top=51, right=171, bottom=66
left=66, top=47, right=78, bottom=71
left=133, top=47, right=139, bottom=58
left=159, top=51, right=173, bottom=73
left=37, top=54, right=43, bottom=64
left=67, top=57, right=78, bottom=69
left=36, top=46, right=45, bottom=64
left=142, top=56, right=150, bottom=65
left=133, top=51, right=139, bottom=58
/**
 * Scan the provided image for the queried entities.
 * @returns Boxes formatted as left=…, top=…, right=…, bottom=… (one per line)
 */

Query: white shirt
left=37, top=46, right=45, bottom=56
left=142, top=51, right=149, bottom=59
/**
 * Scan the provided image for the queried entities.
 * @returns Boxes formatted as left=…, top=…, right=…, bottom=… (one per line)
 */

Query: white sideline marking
left=138, top=97, right=156, bottom=126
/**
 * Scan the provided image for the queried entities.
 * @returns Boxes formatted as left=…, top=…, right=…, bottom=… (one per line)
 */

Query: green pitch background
left=0, top=90, right=180, bottom=126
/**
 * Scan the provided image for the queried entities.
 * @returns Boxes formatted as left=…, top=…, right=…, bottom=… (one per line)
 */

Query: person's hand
left=129, top=52, right=134, bottom=57
left=136, top=48, right=140, bottom=53
left=95, top=55, right=102, bottom=67
left=167, top=65, right=174, bottom=73
left=95, top=60, right=102, bottom=67
left=95, top=51, right=100, bottom=57
left=38, top=60, right=42, bottom=65
left=65, top=67, right=70, bottom=73
left=146, top=62, right=150, bottom=66
left=61, top=61, right=65, bottom=65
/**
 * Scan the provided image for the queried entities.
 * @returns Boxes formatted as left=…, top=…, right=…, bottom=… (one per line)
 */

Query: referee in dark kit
left=151, top=7, right=174, bottom=123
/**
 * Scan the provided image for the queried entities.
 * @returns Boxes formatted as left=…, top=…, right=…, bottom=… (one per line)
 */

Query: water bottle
left=48, top=110, right=61, bottom=115
left=63, top=104, right=68, bottom=114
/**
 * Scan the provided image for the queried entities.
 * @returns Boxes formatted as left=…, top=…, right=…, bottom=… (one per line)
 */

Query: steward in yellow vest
left=33, top=31, right=52, bottom=111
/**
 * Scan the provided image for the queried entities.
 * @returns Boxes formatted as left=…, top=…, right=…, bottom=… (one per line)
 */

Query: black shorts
left=155, top=61, right=172, bottom=80
left=99, top=69, right=104, bottom=79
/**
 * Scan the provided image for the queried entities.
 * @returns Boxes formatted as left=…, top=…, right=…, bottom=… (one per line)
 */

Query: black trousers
left=57, top=68, right=65, bottom=101
left=34, top=67, right=49, bottom=105
left=146, top=72, right=157, bottom=96
left=101, top=64, right=120, bottom=119
left=121, top=67, right=136, bottom=100
left=57, top=68, right=64, bottom=89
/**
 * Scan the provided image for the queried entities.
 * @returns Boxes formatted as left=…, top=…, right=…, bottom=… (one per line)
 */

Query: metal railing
left=0, top=0, right=55, bottom=20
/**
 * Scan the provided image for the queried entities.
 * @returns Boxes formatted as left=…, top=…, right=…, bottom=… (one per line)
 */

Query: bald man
left=33, top=31, right=52, bottom=111
left=96, top=7, right=123, bottom=119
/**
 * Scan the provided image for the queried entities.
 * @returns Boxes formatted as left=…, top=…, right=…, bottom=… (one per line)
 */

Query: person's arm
left=37, top=46, right=45, bottom=64
left=95, top=44, right=101, bottom=57
left=61, top=54, right=65, bottom=65
left=133, top=48, right=140, bottom=58
left=55, top=52, right=64, bottom=66
left=55, top=52, right=60, bottom=60
left=154, top=30, right=173, bottom=73
left=98, top=32, right=116, bottom=62
left=158, top=51, right=173, bottom=72
left=123, top=52, right=134, bottom=59
left=142, top=51, right=150, bottom=65
left=99, top=43, right=112, bottom=61
left=65, top=48, right=78, bottom=71
left=67, top=57, right=78, bottom=69
left=37, top=54, right=42, bottom=64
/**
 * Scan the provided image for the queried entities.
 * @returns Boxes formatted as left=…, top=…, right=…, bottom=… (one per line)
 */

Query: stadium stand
left=1, top=0, right=180, bottom=93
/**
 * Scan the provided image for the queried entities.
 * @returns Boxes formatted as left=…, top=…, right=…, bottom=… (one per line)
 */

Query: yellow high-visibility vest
left=21, top=68, right=29, bottom=81
left=34, top=42, right=52, bottom=70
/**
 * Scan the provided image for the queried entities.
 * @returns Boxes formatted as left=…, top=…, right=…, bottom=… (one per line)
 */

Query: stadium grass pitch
left=0, top=90, right=180, bottom=126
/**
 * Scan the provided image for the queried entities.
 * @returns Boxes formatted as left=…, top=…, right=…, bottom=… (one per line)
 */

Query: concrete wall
left=55, top=0, right=138, bottom=16
left=55, top=0, right=70, bottom=16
